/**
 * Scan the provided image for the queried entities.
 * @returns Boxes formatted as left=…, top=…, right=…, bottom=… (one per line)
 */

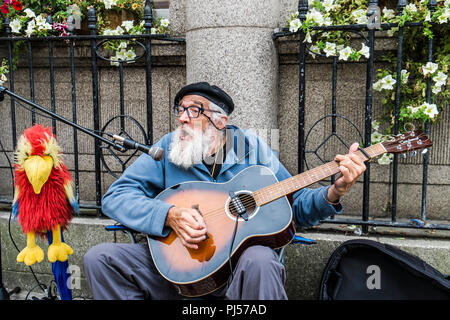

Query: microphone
left=112, top=135, right=164, bottom=161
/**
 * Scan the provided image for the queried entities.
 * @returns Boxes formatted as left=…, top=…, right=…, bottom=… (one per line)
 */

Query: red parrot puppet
left=12, top=124, right=79, bottom=299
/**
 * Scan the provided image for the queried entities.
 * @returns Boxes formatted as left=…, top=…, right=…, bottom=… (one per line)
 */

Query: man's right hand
left=165, top=206, right=208, bottom=249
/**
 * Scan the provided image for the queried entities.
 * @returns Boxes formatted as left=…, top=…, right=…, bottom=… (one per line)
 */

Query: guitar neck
left=253, top=143, right=387, bottom=206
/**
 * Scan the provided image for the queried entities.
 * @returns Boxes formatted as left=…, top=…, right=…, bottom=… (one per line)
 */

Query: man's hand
left=165, top=206, right=208, bottom=249
left=327, top=142, right=366, bottom=202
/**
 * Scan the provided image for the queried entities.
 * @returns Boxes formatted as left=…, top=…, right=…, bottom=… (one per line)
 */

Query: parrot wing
left=63, top=179, right=79, bottom=215
left=12, top=185, right=19, bottom=219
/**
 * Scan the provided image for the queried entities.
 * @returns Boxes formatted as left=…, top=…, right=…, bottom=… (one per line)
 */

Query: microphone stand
left=0, top=86, right=127, bottom=152
left=0, top=86, right=129, bottom=299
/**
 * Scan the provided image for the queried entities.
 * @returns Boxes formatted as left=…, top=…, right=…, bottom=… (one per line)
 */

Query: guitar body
left=147, top=165, right=296, bottom=297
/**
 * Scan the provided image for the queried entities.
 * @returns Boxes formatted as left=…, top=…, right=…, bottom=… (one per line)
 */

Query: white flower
left=372, top=120, right=380, bottom=131
left=289, top=18, right=301, bottom=33
left=381, top=75, right=396, bottom=90
left=407, top=105, right=420, bottom=114
left=23, top=8, right=36, bottom=18
left=121, top=20, right=134, bottom=32
left=116, top=49, right=127, bottom=61
left=25, top=20, right=35, bottom=37
left=405, top=3, right=417, bottom=13
left=382, top=7, right=395, bottom=20
left=117, top=41, right=127, bottom=50
left=110, top=56, right=119, bottom=67
left=378, top=153, right=393, bottom=165
left=0, top=73, right=7, bottom=86
left=373, top=80, right=383, bottom=91
left=359, top=43, right=370, bottom=58
left=160, top=18, right=169, bottom=28
left=304, top=31, right=312, bottom=43
left=338, top=46, right=352, bottom=61
left=352, top=9, right=368, bottom=24
left=371, top=131, right=383, bottom=143
left=37, top=22, right=52, bottom=32
left=422, top=102, right=439, bottom=119
left=425, top=11, right=431, bottom=22
left=437, top=13, right=449, bottom=24
left=401, top=69, right=409, bottom=84
left=433, top=71, right=448, bottom=87
left=387, top=27, right=398, bottom=37
left=422, top=62, right=438, bottom=76
left=323, top=16, right=333, bottom=26
left=102, top=28, right=114, bottom=36
left=103, top=0, right=115, bottom=10
left=309, top=45, right=321, bottom=59
left=323, top=0, right=334, bottom=12
left=10, top=18, right=22, bottom=34
left=115, top=26, right=124, bottom=35
left=324, top=42, right=336, bottom=57
left=35, top=14, right=47, bottom=26
left=306, top=8, right=324, bottom=26
left=125, top=49, right=136, bottom=63
left=432, top=86, right=441, bottom=94
left=437, top=8, right=449, bottom=24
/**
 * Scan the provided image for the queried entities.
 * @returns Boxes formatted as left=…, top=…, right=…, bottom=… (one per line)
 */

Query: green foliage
left=286, top=0, right=449, bottom=139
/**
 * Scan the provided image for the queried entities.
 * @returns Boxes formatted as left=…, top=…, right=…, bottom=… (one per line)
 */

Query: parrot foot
left=48, top=242, right=73, bottom=263
left=17, top=245, right=44, bottom=266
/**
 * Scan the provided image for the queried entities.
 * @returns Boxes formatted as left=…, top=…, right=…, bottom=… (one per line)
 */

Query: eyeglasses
left=173, top=104, right=222, bottom=119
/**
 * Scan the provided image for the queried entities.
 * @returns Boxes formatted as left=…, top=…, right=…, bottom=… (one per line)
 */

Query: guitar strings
left=195, top=162, right=340, bottom=221
left=185, top=144, right=393, bottom=223
left=190, top=155, right=360, bottom=221
left=193, top=195, right=260, bottom=224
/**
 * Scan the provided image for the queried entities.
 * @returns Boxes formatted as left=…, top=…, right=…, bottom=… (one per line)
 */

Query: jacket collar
left=190, top=125, right=254, bottom=177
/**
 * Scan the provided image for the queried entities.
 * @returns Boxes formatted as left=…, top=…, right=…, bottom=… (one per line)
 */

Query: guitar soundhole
left=227, top=192, right=258, bottom=219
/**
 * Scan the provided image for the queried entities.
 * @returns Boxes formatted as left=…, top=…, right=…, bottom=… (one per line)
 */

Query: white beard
left=168, top=123, right=219, bottom=169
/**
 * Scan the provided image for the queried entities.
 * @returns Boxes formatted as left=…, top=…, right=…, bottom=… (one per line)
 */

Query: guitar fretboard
left=252, top=143, right=386, bottom=206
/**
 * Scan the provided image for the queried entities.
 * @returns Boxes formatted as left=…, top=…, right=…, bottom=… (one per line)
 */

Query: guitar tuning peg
left=410, top=150, right=417, bottom=157
left=421, top=148, right=428, bottom=154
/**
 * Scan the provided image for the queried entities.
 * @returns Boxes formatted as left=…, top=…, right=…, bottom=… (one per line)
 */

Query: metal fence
left=273, top=0, right=450, bottom=231
left=0, top=5, right=184, bottom=215
left=0, top=1, right=448, bottom=232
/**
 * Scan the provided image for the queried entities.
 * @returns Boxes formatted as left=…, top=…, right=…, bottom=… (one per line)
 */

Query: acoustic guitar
left=147, top=130, right=432, bottom=297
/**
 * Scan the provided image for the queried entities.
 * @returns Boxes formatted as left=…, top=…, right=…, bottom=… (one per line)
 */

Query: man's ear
left=214, top=114, right=228, bottom=130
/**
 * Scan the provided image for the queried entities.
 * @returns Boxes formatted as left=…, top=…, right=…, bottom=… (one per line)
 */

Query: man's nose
left=178, top=109, right=191, bottom=123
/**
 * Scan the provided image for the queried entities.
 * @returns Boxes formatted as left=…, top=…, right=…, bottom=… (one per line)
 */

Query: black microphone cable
left=227, top=214, right=240, bottom=286
left=0, top=135, right=47, bottom=298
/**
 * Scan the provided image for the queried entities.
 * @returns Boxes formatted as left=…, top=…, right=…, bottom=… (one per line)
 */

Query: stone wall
left=0, top=0, right=449, bottom=223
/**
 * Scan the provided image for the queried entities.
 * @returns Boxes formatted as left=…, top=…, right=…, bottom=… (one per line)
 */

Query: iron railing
left=0, top=5, right=184, bottom=216
left=0, top=1, right=448, bottom=233
left=273, top=0, right=450, bottom=231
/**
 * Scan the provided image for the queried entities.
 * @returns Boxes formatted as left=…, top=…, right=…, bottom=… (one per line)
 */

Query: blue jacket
left=101, top=125, right=342, bottom=236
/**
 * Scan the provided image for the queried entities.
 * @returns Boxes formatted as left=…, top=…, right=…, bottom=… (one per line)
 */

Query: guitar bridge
left=229, top=191, right=249, bottom=221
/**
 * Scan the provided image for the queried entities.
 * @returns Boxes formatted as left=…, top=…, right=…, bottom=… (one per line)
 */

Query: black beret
left=174, top=82, right=234, bottom=115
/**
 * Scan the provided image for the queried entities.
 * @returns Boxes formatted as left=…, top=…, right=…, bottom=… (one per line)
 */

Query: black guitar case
left=319, top=239, right=450, bottom=300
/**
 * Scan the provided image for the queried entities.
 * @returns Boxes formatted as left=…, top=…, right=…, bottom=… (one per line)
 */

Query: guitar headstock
left=381, top=130, right=432, bottom=154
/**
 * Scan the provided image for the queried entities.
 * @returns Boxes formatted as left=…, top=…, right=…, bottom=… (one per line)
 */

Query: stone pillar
left=180, top=0, right=280, bottom=130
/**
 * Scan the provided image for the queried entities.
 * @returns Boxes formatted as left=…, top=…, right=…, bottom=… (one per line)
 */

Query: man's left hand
left=327, top=142, right=366, bottom=203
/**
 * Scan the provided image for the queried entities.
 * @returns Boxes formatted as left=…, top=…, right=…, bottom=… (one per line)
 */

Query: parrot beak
left=23, top=155, right=53, bottom=194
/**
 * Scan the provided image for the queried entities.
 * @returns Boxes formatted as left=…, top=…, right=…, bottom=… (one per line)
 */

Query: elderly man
left=83, top=82, right=366, bottom=300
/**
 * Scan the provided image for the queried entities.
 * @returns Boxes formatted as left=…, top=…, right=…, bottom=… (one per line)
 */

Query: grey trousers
left=83, top=242, right=288, bottom=300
